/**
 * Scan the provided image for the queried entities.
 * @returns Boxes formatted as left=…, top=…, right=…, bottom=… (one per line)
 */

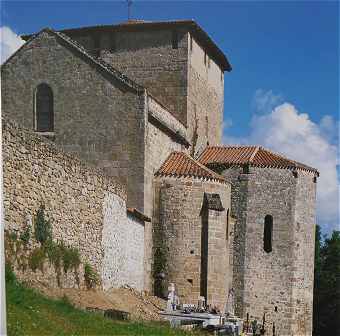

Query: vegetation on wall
left=19, top=225, right=31, bottom=246
left=5, top=204, right=99, bottom=289
left=84, top=263, right=99, bottom=289
left=28, top=247, right=46, bottom=272
left=153, top=224, right=168, bottom=298
left=34, top=204, right=52, bottom=244
left=313, top=225, right=340, bottom=336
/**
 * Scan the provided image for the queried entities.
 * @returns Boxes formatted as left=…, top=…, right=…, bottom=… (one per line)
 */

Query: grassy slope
left=6, top=269, right=201, bottom=336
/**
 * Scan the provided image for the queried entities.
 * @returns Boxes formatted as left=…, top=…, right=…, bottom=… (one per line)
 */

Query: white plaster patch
left=101, top=192, right=144, bottom=291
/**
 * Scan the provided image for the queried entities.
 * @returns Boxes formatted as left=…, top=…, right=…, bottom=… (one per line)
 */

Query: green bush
left=62, top=245, right=81, bottom=273
left=34, top=204, right=52, bottom=245
left=44, top=240, right=62, bottom=270
left=20, top=225, right=31, bottom=245
left=28, top=247, right=46, bottom=272
left=84, top=263, right=99, bottom=289
left=9, top=231, right=18, bottom=241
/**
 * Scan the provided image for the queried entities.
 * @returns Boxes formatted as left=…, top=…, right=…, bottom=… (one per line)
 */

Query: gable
left=2, top=28, right=143, bottom=94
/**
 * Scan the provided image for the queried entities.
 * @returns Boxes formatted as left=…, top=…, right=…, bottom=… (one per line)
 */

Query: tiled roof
left=155, top=151, right=226, bottom=183
left=21, top=20, right=232, bottom=71
left=198, top=146, right=319, bottom=175
left=5, top=28, right=143, bottom=94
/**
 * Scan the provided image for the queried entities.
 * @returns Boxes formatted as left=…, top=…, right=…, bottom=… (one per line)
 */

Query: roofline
left=199, top=145, right=319, bottom=176
left=155, top=151, right=228, bottom=184
left=21, top=20, right=232, bottom=72
left=10, top=28, right=144, bottom=94
left=206, top=161, right=319, bottom=176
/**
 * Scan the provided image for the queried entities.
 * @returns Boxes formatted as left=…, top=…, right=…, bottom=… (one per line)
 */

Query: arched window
left=35, top=83, right=54, bottom=132
left=264, top=215, right=273, bottom=253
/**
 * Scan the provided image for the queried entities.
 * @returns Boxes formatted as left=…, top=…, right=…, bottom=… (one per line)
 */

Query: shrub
left=9, top=231, right=18, bottom=241
left=44, top=240, right=62, bottom=270
left=20, top=225, right=31, bottom=245
left=28, top=247, right=45, bottom=272
left=62, top=245, right=81, bottom=273
left=34, top=204, right=52, bottom=245
left=84, top=263, right=99, bottom=289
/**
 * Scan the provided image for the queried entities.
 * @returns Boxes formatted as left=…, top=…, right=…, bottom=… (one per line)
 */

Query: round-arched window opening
left=34, top=83, right=54, bottom=132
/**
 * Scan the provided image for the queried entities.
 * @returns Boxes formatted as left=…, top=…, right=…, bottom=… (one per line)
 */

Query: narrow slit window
left=226, top=209, right=229, bottom=240
left=264, top=215, right=273, bottom=253
left=35, top=83, right=54, bottom=132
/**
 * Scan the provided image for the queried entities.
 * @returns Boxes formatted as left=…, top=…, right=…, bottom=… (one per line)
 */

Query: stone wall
left=221, top=166, right=316, bottom=336
left=3, top=119, right=145, bottom=291
left=188, top=34, right=224, bottom=150
left=67, top=28, right=225, bottom=153
left=143, top=96, right=188, bottom=291
left=153, top=176, right=232, bottom=309
left=1, top=30, right=147, bottom=212
left=291, top=171, right=316, bottom=336
left=97, top=28, right=189, bottom=126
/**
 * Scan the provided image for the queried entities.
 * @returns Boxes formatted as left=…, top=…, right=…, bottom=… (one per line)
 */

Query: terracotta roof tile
left=198, top=146, right=319, bottom=175
left=155, top=151, right=226, bottom=183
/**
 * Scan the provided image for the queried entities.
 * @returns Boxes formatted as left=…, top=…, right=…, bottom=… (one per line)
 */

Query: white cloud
left=252, top=88, right=284, bottom=114
left=223, top=90, right=339, bottom=234
left=0, top=26, right=24, bottom=64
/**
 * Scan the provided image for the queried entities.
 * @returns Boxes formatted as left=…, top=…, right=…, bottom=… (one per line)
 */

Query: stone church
left=1, top=19, right=318, bottom=335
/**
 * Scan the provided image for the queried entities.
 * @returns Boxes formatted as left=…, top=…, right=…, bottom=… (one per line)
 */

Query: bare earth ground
left=27, top=281, right=167, bottom=321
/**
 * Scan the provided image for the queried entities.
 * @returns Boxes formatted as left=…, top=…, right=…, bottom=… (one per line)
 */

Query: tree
left=313, top=227, right=340, bottom=336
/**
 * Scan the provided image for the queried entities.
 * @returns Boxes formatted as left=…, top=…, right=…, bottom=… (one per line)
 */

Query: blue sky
left=1, top=0, right=339, bottom=233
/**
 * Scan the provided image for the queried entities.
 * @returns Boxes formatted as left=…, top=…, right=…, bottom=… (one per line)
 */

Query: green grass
left=6, top=266, right=202, bottom=336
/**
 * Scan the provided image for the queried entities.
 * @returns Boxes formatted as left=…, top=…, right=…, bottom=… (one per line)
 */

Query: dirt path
left=33, top=282, right=167, bottom=321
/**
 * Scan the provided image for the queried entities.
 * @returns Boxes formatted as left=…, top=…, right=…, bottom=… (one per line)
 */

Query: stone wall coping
left=126, top=208, right=151, bottom=223
left=147, top=96, right=190, bottom=147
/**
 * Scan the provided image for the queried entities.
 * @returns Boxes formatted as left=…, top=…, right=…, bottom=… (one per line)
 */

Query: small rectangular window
left=204, top=52, right=207, bottom=65
left=190, top=36, right=193, bottom=52
left=172, top=30, right=178, bottom=49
